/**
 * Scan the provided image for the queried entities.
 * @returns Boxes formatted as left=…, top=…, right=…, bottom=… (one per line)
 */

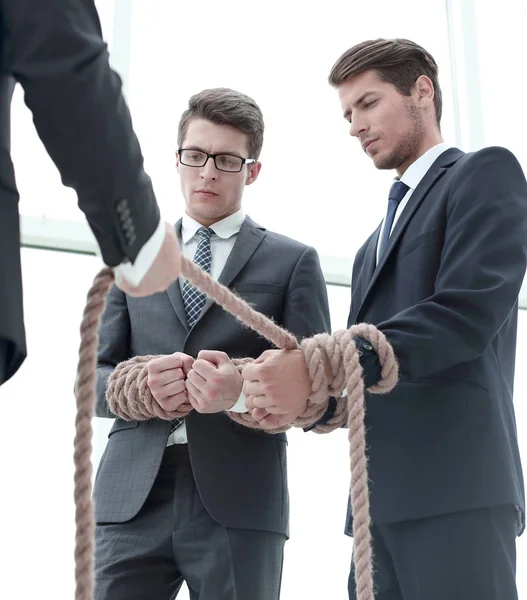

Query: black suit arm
left=379, top=146, right=527, bottom=380
left=95, top=284, right=132, bottom=418
left=2, top=0, right=160, bottom=266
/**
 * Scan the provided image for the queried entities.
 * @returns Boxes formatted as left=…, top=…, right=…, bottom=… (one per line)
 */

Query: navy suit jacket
left=346, top=146, right=527, bottom=534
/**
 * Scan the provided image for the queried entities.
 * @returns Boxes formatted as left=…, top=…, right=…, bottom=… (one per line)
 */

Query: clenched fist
left=146, top=352, right=194, bottom=412
left=186, top=350, right=244, bottom=414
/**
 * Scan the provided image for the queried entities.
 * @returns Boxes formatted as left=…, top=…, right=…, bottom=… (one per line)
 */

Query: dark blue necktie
left=181, top=226, right=213, bottom=329
left=169, top=226, right=212, bottom=437
left=378, top=181, right=410, bottom=258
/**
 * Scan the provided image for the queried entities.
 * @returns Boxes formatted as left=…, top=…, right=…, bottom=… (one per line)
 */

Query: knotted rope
left=74, top=256, right=398, bottom=600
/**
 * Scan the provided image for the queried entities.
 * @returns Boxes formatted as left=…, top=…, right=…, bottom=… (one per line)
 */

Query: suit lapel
left=192, top=216, right=266, bottom=326
left=356, top=148, right=464, bottom=321
left=166, top=219, right=189, bottom=330
left=349, top=225, right=381, bottom=324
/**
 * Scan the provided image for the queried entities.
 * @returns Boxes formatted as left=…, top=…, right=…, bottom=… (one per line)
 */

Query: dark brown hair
left=177, top=88, right=264, bottom=159
left=329, top=38, right=442, bottom=126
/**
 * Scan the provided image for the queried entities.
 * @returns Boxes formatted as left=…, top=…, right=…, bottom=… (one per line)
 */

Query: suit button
left=116, top=198, right=128, bottom=213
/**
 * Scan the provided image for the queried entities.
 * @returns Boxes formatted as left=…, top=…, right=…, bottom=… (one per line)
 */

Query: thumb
left=196, top=350, right=229, bottom=367
left=179, top=354, right=195, bottom=375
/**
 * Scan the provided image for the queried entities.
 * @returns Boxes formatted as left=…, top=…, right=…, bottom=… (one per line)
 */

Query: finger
left=251, top=394, right=274, bottom=409
left=186, top=368, right=207, bottom=388
left=251, top=407, right=271, bottom=422
left=179, top=353, right=195, bottom=375
left=256, top=349, right=278, bottom=363
left=148, top=354, right=183, bottom=375
left=148, top=367, right=185, bottom=388
left=196, top=350, right=229, bottom=366
left=242, top=351, right=271, bottom=376
left=250, top=395, right=291, bottom=414
left=258, top=414, right=282, bottom=429
left=242, top=380, right=264, bottom=397
left=264, top=404, right=293, bottom=415
left=185, top=379, right=203, bottom=403
left=190, top=359, right=217, bottom=379
left=158, top=391, right=188, bottom=412
left=154, top=379, right=186, bottom=400
left=186, top=392, right=199, bottom=409
left=241, top=362, right=262, bottom=382
left=258, top=412, right=295, bottom=429
left=244, top=394, right=255, bottom=410
left=185, top=380, right=203, bottom=407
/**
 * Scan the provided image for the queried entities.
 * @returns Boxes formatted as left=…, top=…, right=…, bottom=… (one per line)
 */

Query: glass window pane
left=475, top=1, right=527, bottom=171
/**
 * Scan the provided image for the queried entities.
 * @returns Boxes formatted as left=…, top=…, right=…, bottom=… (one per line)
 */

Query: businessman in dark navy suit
left=242, top=39, right=527, bottom=599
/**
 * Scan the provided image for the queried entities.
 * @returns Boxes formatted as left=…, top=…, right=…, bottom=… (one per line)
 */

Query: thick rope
left=73, top=267, right=115, bottom=600
left=73, top=257, right=398, bottom=600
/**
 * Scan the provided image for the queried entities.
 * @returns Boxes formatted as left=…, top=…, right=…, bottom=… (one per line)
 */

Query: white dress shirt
left=114, top=217, right=166, bottom=287
left=376, top=142, right=453, bottom=264
left=168, top=208, right=249, bottom=446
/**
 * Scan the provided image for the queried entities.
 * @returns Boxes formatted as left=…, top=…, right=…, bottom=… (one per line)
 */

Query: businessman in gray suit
left=93, top=87, right=331, bottom=600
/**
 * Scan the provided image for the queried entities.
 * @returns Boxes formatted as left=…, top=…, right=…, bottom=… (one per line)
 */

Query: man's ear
left=245, top=162, right=262, bottom=186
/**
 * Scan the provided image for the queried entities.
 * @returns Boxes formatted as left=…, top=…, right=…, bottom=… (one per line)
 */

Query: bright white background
left=1, top=0, right=526, bottom=598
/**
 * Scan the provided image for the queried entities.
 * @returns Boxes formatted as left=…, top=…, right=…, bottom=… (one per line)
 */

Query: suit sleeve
left=95, top=284, right=132, bottom=418
left=281, top=246, right=331, bottom=339
left=378, top=146, right=527, bottom=379
left=1, top=0, right=160, bottom=267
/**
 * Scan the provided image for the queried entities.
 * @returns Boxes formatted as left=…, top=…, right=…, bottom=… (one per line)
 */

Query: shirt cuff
left=114, top=218, right=165, bottom=287
left=229, top=391, right=249, bottom=413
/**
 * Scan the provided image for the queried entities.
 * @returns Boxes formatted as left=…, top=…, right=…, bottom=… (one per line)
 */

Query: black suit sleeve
left=1, top=0, right=160, bottom=266
left=378, top=147, right=527, bottom=379
left=95, top=284, right=131, bottom=418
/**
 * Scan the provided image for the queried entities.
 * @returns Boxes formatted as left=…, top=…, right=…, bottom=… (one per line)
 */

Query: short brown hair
left=329, top=38, right=442, bottom=126
left=177, top=88, right=264, bottom=159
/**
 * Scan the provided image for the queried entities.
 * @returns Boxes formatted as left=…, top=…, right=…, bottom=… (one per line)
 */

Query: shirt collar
left=181, top=208, right=246, bottom=244
left=398, top=142, right=453, bottom=190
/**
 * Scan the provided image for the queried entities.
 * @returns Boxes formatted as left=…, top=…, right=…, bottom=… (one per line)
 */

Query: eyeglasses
left=178, top=149, right=256, bottom=173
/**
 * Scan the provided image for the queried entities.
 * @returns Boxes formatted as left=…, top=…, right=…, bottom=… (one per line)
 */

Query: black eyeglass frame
left=178, top=148, right=257, bottom=173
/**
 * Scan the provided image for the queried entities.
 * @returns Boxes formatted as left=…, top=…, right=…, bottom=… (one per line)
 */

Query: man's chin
left=372, top=152, right=400, bottom=171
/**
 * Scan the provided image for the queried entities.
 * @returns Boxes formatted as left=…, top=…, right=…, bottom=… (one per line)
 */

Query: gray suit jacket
left=93, top=216, right=331, bottom=536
